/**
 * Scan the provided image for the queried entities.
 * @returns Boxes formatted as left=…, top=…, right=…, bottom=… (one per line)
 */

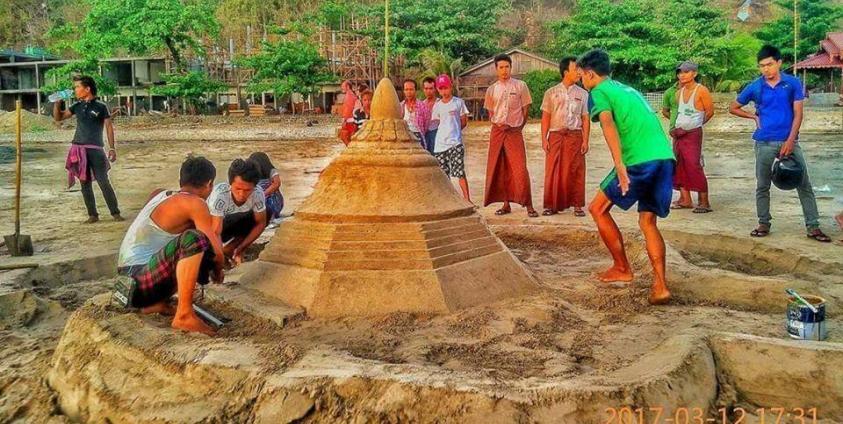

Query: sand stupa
left=239, top=78, right=537, bottom=316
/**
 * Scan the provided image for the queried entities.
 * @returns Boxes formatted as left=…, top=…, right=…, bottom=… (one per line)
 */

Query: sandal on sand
left=527, top=210, right=539, bottom=218
left=671, top=202, right=693, bottom=210
left=692, top=207, right=713, bottom=214
left=542, top=209, right=556, bottom=216
left=574, top=209, right=586, bottom=217
left=750, top=225, right=770, bottom=237
left=807, top=229, right=832, bottom=243
left=495, top=208, right=511, bottom=216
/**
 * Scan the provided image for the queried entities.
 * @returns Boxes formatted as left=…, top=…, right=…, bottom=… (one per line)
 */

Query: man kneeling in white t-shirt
left=430, top=74, right=472, bottom=203
left=207, top=159, right=267, bottom=265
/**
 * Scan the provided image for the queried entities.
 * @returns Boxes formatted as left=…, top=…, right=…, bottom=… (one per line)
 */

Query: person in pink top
left=338, top=80, right=359, bottom=146
left=400, top=79, right=431, bottom=150
left=483, top=53, right=538, bottom=218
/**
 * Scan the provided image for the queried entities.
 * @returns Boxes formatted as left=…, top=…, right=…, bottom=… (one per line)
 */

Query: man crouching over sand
left=117, top=156, right=225, bottom=335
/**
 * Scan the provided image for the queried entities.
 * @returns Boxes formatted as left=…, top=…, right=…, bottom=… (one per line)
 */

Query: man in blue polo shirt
left=729, top=45, right=830, bottom=242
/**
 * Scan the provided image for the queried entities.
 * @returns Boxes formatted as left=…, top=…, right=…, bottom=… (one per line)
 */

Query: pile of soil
left=0, top=110, right=55, bottom=134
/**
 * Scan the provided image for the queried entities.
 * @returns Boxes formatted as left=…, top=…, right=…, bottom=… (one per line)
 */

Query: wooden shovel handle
left=15, top=100, right=22, bottom=236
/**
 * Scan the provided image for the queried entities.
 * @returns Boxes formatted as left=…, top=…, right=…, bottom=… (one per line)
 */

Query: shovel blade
left=4, top=234, right=33, bottom=257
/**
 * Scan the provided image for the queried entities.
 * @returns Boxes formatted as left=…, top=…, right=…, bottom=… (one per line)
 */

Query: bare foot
left=597, top=267, right=634, bottom=283
left=648, top=288, right=672, bottom=305
left=172, top=313, right=216, bottom=336
left=140, top=302, right=176, bottom=315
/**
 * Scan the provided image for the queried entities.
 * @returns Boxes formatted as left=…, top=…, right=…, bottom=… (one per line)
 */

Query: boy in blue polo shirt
left=729, top=45, right=830, bottom=242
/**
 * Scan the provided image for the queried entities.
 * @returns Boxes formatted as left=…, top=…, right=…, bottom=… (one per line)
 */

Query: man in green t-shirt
left=578, top=49, right=675, bottom=305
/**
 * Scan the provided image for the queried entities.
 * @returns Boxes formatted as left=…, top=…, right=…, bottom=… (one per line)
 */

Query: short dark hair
left=577, top=49, right=612, bottom=76
left=559, top=56, right=578, bottom=77
left=227, top=158, right=261, bottom=185
left=757, top=44, right=782, bottom=62
left=403, top=79, right=417, bottom=89
left=422, top=76, right=436, bottom=86
left=494, top=53, right=512, bottom=68
left=72, top=75, right=97, bottom=97
left=179, top=155, right=216, bottom=187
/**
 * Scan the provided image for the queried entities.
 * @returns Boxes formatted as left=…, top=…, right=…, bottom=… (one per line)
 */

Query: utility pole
left=793, top=0, right=800, bottom=66
left=383, top=0, right=390, bottom=78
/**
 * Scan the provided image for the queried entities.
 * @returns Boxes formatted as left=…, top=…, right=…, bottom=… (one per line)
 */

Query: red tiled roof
left=795, top=52, right=843, bottom=69
left=821, top=40, right=839, bottom=58
left=828, top=32, right=843, bottom=52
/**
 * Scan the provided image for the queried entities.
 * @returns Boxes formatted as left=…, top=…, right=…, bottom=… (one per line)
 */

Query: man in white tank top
left=117, top=156, right=225, bottom=335
left=669, top=61, right=714, bottom=214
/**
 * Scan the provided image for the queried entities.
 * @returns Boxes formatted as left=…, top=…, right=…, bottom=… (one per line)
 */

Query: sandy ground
left=0, top=113, right=842, bottom=422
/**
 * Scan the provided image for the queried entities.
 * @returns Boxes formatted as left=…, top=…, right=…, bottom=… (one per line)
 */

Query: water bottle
left=48, top=89, right=74, bottom=102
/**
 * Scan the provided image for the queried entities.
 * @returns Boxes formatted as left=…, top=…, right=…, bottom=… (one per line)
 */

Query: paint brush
left=785, top=288, right=818, bottom=314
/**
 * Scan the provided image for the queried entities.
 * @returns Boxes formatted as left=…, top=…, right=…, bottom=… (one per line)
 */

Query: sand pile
left=0, top=110, right=55, bottom=133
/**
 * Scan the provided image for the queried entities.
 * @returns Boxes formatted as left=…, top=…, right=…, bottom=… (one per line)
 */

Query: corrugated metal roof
left=459, top=48, right=557, bottom=77
left=795, top=52, right=843, bottom=70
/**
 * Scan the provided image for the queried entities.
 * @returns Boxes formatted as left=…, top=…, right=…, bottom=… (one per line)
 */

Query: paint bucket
left=786, top=294, right=828, bottom=341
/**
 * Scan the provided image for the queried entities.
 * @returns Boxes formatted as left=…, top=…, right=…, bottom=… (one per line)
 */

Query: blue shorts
left=600, top=159, right=674, bottom=218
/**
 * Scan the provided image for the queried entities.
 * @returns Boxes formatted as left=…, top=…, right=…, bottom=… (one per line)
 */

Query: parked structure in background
left=794, top=32, right=843, bottom=105
left=458, top=49, right=557, bottom=120
left=0, top=50, right=169, bottom=115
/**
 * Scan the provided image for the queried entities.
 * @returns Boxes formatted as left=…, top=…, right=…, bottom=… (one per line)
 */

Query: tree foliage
left=151, top=71, right=227, bottom=109
left=237, top=27, right=336, bottom=98
left=42, top=59, right=117, bottom=97
left=522, top=69, right=559, bottom=118
left=755, top=0, right=843, bottom=66
left=49, top=0, right=220, bottom=70
left=545, top=0, right=764, bottom=91
left=361, top=0, right=512, bottom=66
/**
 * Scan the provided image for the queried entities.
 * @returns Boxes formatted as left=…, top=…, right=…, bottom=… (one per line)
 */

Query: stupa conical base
left=239, top=78, right=538, bottom=317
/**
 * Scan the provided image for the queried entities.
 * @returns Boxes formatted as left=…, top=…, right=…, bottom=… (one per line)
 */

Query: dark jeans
left=81, top=147, right=120, bottom=217
left=424, top=129, right=437, bottom=154
left=754, top=142, right=819, bottom=229
left=221, top=212, right=263, bottom=243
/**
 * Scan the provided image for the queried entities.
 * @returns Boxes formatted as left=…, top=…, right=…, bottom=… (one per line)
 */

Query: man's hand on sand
left=232, top=247, right=245, bottom=266
left=108, top=149, right=117, bottom=162
left=581, top=142, right=589, bottom=155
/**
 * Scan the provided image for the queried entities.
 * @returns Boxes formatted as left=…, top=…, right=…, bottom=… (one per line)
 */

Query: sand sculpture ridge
left=240, top=78, right=538, bottom=317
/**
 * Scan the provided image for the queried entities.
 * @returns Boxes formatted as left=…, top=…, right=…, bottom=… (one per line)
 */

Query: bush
left=523, top=69, right=560, bottom=119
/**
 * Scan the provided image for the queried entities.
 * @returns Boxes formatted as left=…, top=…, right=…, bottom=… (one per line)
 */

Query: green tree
left=362, top=0, right=512, bottom=66
left=416, top=49, right=464, bottom=81
left=238, top=27, right=336, bottom=99
left=50, top=0, right=220, bottom=71
left=42, top=58, right=117, bottom=97
left=546, top=0, right=765, bottom=92
left=522, top=69, right=559, bottom=118
left=151, top=71, right=227, bottom=114
left=755, top=0, right=843, bottom=66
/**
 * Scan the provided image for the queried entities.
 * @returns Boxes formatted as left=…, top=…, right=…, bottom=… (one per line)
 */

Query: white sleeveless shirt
left=118, top=191, right=179, bottom=267
left=675, top=86, right=705, bottom=131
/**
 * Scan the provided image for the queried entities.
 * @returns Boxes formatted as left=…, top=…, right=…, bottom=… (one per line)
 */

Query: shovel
left=4, top=100, right=33, bottom=256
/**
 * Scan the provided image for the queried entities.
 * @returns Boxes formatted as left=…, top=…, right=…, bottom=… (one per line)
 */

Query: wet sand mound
left=39, top=225, right=843, bottom=422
